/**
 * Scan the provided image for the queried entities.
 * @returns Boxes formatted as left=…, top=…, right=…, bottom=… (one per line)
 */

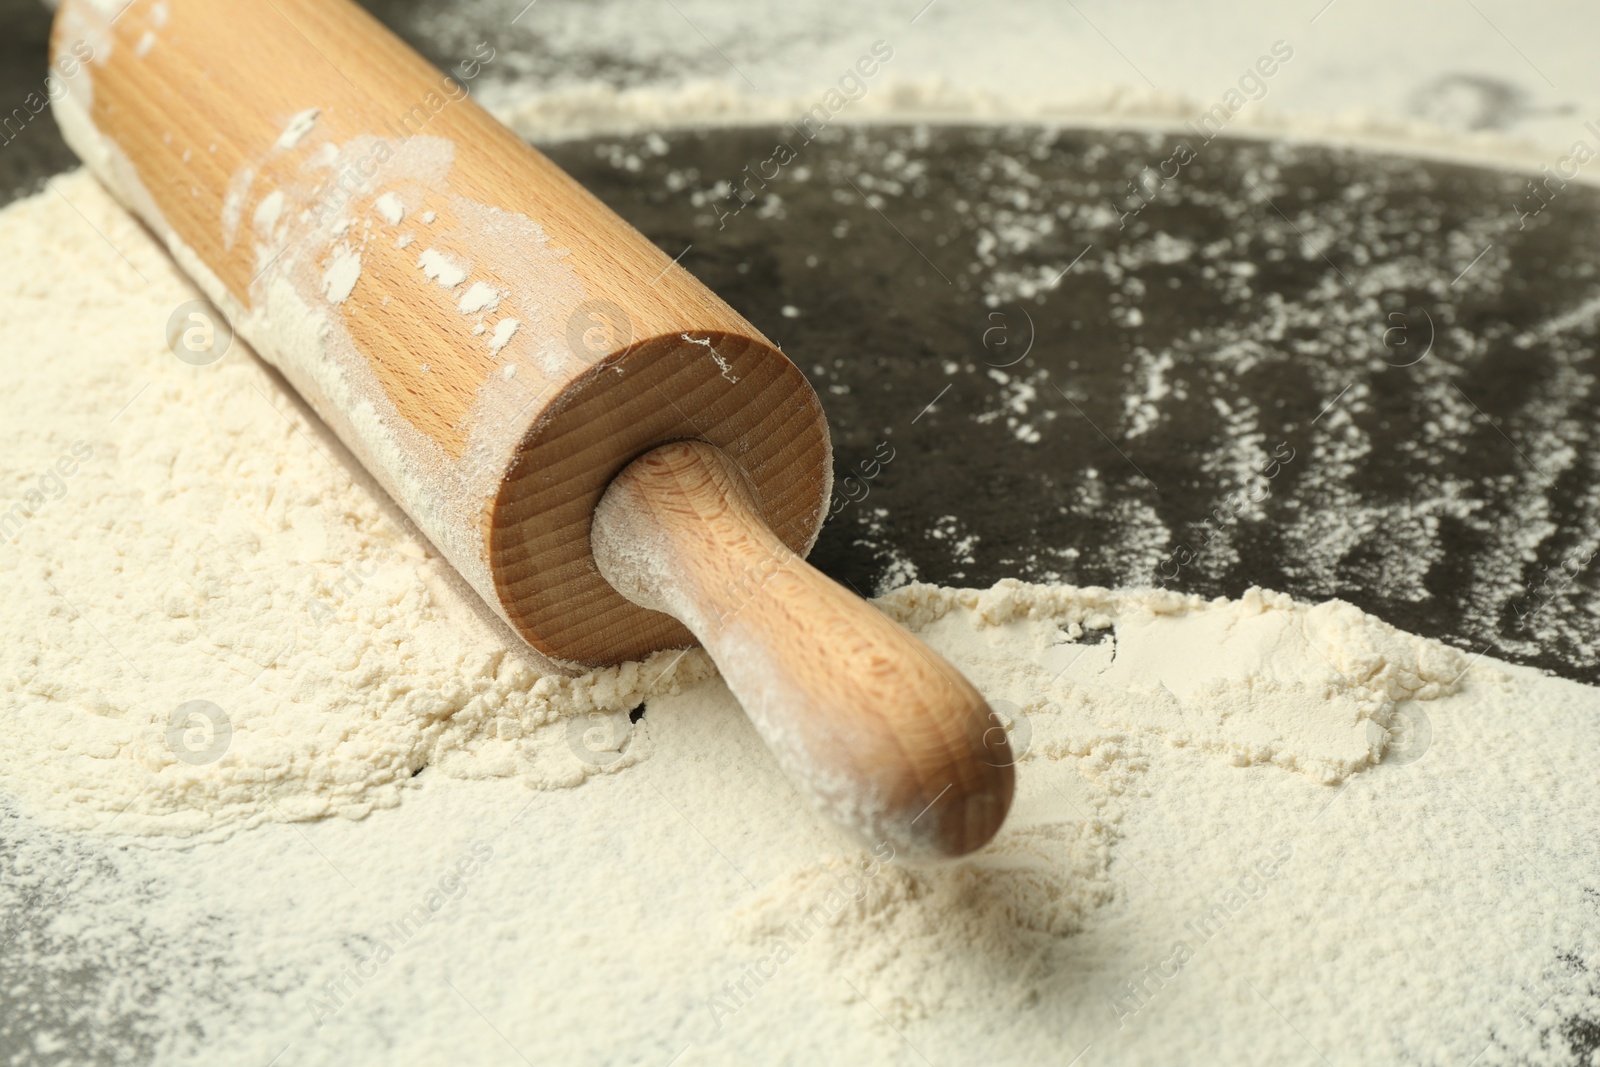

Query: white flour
left=3, top=171, right=1599, bottom=1066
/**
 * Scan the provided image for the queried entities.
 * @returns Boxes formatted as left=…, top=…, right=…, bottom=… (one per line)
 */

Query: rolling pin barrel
left=51, top=0, right=1012, bottom=857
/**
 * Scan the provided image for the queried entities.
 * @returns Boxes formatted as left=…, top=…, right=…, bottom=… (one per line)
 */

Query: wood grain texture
left=51, top=0, right=829, bottom=665
left=592, top=441, right=1014, bottom=858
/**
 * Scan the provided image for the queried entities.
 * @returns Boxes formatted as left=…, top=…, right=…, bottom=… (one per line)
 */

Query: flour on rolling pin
left=49, top=0, right=832, bottom=669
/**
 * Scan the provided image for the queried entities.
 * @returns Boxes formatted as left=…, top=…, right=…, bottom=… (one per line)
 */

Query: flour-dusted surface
left=7, top=0, right=1600, bottom=1062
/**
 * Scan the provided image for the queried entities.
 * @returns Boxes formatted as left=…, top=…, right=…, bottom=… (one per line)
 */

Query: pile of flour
left=4, top=174, right=1600, bottom=1063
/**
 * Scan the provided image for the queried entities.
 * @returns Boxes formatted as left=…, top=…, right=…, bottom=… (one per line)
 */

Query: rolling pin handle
left=592, top=440, right=1013, bottom=859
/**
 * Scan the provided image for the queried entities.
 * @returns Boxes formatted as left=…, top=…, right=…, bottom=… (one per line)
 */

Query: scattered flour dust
left=415, top=246, right=467, bottom=289
left=4, top=178, right=1600, bottom=1065
left=274, top=108, right=320, bottom=152
left=321, top=246, right=361, bottom=305
left=372, top=192, right=406, bottom=227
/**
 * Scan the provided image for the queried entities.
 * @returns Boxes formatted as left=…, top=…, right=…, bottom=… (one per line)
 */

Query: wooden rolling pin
left=51, top=0, right=1012, bottom=858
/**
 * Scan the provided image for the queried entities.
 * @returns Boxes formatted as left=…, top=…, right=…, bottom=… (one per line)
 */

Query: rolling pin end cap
left=888, top=761, right=1015, bottom=864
